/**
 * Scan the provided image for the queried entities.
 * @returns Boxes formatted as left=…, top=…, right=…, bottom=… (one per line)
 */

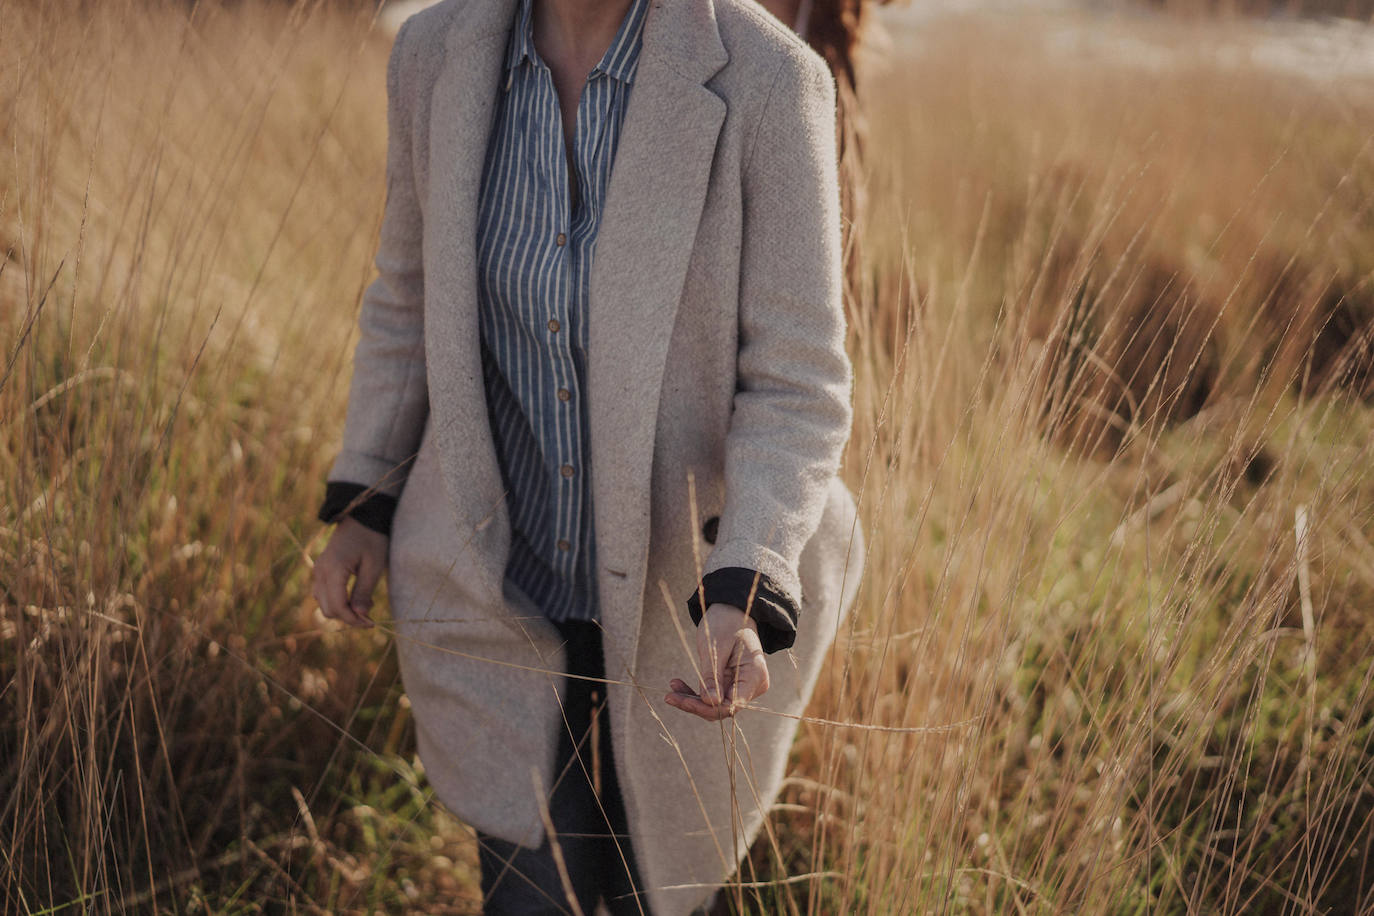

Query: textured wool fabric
left=324, top=1, right=864, bottom=912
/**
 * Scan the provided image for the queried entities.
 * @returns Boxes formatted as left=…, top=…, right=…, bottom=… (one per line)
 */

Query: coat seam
left=741, top=55, right=788, bottom=177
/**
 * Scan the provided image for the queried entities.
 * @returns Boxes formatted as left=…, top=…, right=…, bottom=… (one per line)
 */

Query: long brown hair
left=770, top=0, right=896, bottom=308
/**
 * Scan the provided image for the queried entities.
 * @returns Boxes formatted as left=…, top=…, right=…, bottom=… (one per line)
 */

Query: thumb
left=725, top=632, right=769, bottom=705
left=350, top=552, right=383, bottom=618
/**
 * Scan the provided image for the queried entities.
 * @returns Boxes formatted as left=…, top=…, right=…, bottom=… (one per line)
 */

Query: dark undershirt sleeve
left=685, top=567, right=799, bottom=655
left=318, top=481, right=398, bottom=536
left=322, top=482, right=799, bottom=652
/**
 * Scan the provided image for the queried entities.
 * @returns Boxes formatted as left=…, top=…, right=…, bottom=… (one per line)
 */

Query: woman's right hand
left=312, top=517, right=390, bottom=628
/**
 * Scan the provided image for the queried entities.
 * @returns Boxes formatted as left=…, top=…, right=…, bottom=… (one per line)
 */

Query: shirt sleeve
left=317, top=481, right=398, bottom=536
left=684, top=567, right=799, bottom=655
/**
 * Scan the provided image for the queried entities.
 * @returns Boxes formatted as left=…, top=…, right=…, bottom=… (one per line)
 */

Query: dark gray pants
left=477, top=619, right=651, bottom=916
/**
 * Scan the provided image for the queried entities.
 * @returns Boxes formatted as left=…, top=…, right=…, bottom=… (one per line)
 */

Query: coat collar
left=424, top=0, right=730, bottom=682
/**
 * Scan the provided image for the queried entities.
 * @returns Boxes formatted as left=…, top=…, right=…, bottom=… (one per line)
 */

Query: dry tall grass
left=1139, top=0, right=1374, bottom=20
left=3, top=1, right=1373, bottom=913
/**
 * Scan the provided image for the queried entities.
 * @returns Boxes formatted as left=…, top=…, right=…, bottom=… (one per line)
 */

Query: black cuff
left=685, top=567, right=799, bottom=655
left=317, top=481, right=398, bottom=536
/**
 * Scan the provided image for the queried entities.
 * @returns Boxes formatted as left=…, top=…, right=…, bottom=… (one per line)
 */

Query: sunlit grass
left=3, top=1, right=1373, bottom=913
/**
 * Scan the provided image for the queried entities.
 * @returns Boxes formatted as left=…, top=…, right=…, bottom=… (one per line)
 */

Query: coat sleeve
left=702, top=51, right=853, bottom=609
left=323, top=18, right=428, bottom=504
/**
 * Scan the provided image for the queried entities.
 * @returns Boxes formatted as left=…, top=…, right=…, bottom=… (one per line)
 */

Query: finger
left=713, top=636, right=744, bottom=705
left=311, top=580, right=330, bottom=620
left=312, top=564, right=340, bottom=621
left=697, top=637, right=723, bottom=706
left=349, top=554, right=382, bottom=626
left=667, top=678, right=732, bottom=719
left=721, top=635, right=759, bottom=702
left=698, top=670, right=722, bottom=706
left=664, top=691, right=735, bottom=721
left=727, top=651, right=769, bottom=705
left=723, top=630, right=768, bottom=701
left=319, top=557, right=365, bottom=627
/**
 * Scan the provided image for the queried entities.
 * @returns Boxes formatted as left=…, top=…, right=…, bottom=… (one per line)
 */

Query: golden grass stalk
left=3, top=1, right=1373, bottom=913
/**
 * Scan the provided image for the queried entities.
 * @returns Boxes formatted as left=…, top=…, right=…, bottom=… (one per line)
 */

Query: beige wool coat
left=326, top=0, right=865, bottom=911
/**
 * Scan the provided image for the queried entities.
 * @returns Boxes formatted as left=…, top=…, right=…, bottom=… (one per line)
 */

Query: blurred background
left=3, top=0, right=1373, bottom=912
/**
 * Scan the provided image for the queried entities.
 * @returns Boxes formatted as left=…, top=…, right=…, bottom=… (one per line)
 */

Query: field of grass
left=3, top=0, right=1374, bottom=912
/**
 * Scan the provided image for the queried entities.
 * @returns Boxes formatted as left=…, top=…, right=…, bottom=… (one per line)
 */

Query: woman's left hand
left=665, top=603, right=770, bottom=720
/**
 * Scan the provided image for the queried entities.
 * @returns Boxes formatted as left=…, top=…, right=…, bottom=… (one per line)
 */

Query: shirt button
left=547, top=318, right=560, bottom=333
left=557, top=539, right=571, bottom=552
left=557, top=388, right=571, bottom=402
left=556, top=232, right=567, bottom=247
left=560, top=464, right=575, bottom=478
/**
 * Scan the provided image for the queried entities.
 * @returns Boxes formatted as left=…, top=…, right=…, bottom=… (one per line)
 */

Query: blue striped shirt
left=476, top=0, right=649, bottom=622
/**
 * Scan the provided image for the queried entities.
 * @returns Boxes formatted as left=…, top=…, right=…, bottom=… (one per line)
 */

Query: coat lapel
left=420, top=0, right=729, bottom=660
left=424, top=0, right=519, bottom=606
left=588, top=1, right=729, bottom=678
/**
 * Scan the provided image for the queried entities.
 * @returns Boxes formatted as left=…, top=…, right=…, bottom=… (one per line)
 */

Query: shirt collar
left=504, top=0, right=537, bottom=74
left=504, top=0, right=650, bottom=85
